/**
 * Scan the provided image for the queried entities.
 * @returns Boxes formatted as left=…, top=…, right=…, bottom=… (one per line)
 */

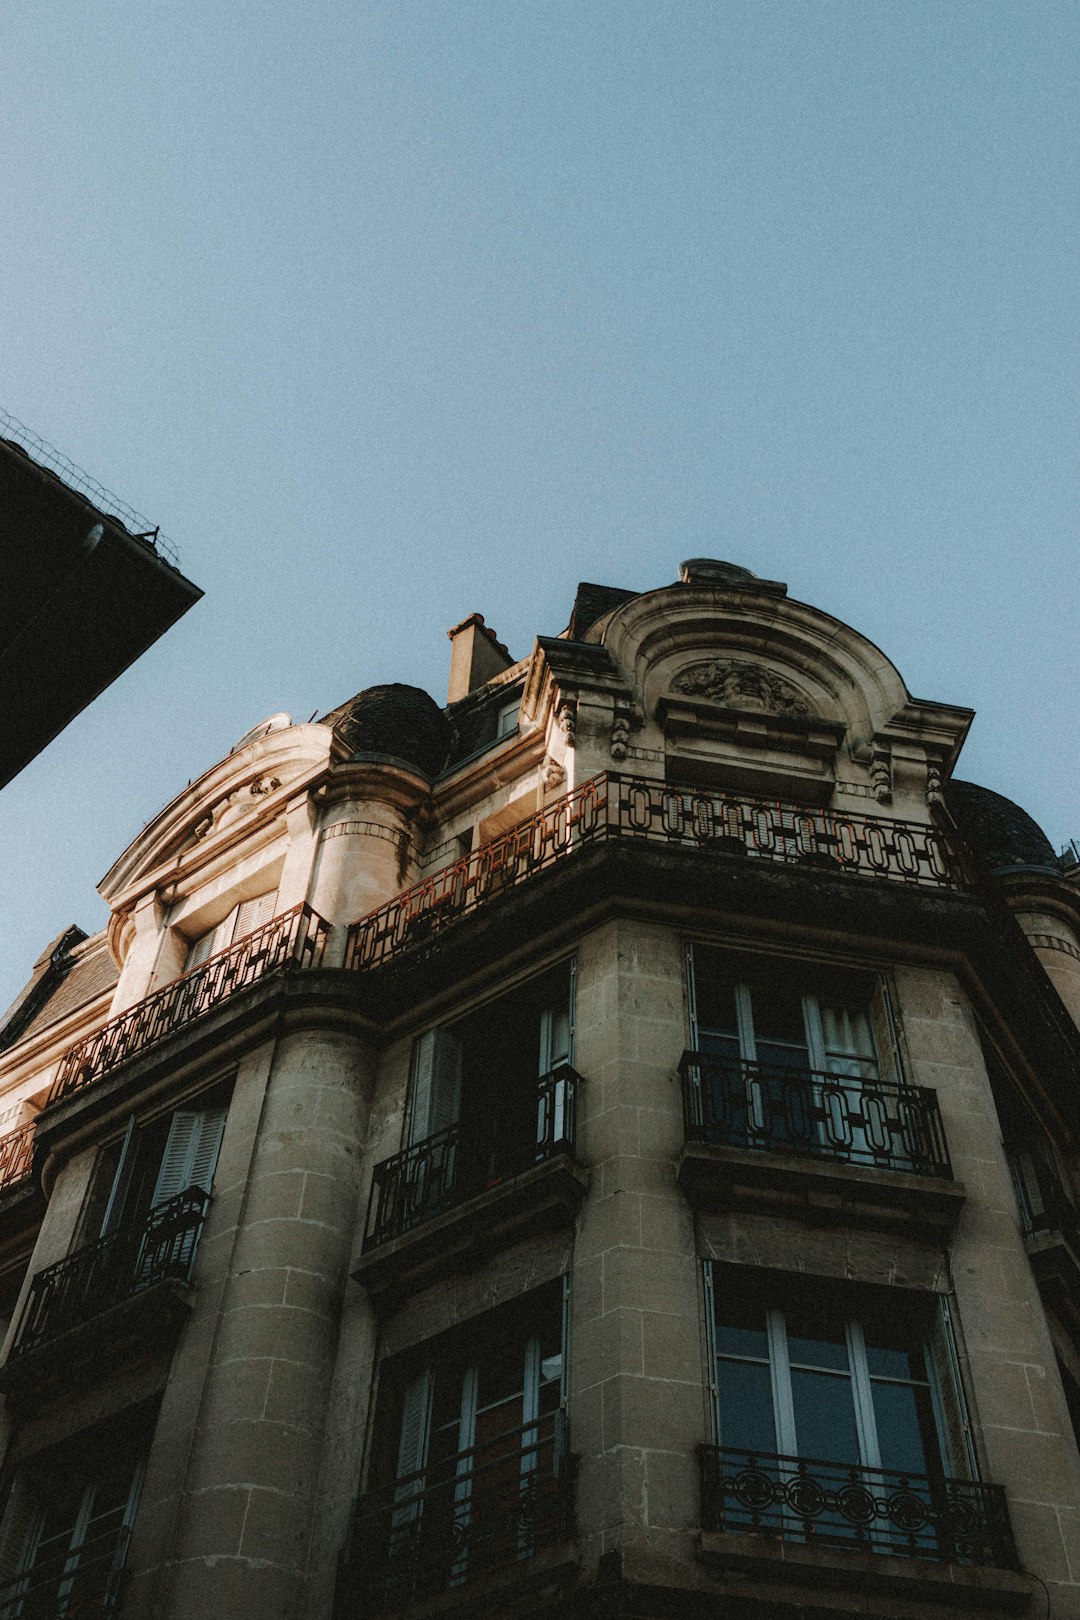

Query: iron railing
left=698, top=1445, right=1017, bottom=1568
left=350, top=1411, right=573, bottom=1614
left=49, top=904, right=330, bottom=1105
left=1007, top=1143, right=1080, bottom=1248
left=0, top=406, right=178, bottom=566
left=344, top=774, right=965, bottom=971
left=363, top=1065, right=580, bottom=1250
left=9, top=1186, right=209, bottom=1359
left=680, top=1052, right=952, bottom=1178
left=0, top=1121, right=35, bottom=1194
left=0, top=1522, right=131, bottom=1619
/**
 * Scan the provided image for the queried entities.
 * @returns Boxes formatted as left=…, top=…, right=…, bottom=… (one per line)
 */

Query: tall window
left=396, top=961, right=575, bottom=1223
left=0, top=1415, right=148, bottom=1619
left=704, top=1265, right=977, bottom=1557
left=358, top=1282, right=570, bottom=1608
left=686, top=947, right=919, bottom=1170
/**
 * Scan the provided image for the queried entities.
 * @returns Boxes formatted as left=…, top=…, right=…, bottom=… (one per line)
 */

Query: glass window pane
left=750, top=973, right=807, bottom=1045
left=784, top=1297, right=849, bottom=1372
left=694, top=951, right=739, bottom=1039
left=712, top=1295, right=769, bottom=1361
left=790, top=1368, right=860, bottom=1464
left=717, top=1361, right=776, bottom=1455
left=863, top=1305, right=930, bottom=1382
left=870, top=1380, right=940, bottom=1477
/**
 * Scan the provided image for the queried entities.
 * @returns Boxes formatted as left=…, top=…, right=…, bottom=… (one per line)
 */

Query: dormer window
left=184, top=890, right=278, bottom=973
left=497, top=698, right=520, bottom=739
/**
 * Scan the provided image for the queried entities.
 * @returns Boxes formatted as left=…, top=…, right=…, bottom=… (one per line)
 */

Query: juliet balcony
left=697, top=1446, right=1027, bottom=1610
left=343, top=1410, right=575, bottom=1617
left=677, top=1052, right=965, bottom=1231
left=354, top=1065, right=587, bottom=1298
left=0, top=1186, right=209, bottom=1412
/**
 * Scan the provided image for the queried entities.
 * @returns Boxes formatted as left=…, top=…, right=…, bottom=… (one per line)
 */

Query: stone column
left=123, top=1025, right=375, bottom=1620
left=569, top=920, right=704, bottom=1587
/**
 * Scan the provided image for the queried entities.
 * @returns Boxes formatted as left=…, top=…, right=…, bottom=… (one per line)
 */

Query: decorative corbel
left=556, top=698, right=578, bottom=750
left=610, top=697, right=643, bottom=762
left=249, top=774, right=281, bottom=797
left=869, top=744, right=892, bottom=804
left=926, top=763, right=944, bottom=808
left=542, top=756, right=566, bottom=790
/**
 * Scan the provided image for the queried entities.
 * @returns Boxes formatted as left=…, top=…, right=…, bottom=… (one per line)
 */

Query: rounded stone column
left=145, top=1025, right=375, bottom=1620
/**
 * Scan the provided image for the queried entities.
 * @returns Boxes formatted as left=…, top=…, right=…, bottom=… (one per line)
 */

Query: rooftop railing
left=699, top=1445, right=1017, bottom=1569
left=49, top=904, right=330, bottom=1106
left=9, top=1185, right=209, bottom=1360
left=349, top=1410, right=573, bottom=1614
left=0, top=406, right=179, bottom=566
left=680, top=1052, right=953, bottom=1179
left=363, top=1064, right=581, bottom=1250
left=345, top=773, right=965, bottom=971
left=0, top=1121, right=35, bottom=1195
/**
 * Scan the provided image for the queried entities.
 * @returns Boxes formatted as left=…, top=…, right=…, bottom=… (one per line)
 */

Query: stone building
left=0, top=558, right=1078, bottom=1619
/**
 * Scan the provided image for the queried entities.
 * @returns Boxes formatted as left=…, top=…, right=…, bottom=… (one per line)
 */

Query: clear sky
left=1, top=0, right=1077, bottom=1010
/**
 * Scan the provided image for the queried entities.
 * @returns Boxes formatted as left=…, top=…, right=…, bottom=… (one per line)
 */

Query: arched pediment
left=592, top=583, right=910, bottom=749
left=100, top=722, right=334, bottom=908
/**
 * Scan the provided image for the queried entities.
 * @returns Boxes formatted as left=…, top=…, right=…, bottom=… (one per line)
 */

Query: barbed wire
left=0, top=408, right=180, bottom=568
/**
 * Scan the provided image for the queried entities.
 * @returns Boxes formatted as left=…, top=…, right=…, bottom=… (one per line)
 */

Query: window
left=685, top=947, right=932, bottom=1173
left=368, top=962, right=576, bottom=1244
left=700, top=1266, right=1000, bottom=1563
left=354, top=1282, right=570, bottom=1610
left=0, top=1414, right=148, bottom=1619
left=184, top=889, right=277, bottom=972
left=80, top=1082, right=230, bottom=1257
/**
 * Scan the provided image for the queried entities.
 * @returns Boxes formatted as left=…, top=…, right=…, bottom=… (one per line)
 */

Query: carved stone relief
left=670, top=659, right=813, bottom=717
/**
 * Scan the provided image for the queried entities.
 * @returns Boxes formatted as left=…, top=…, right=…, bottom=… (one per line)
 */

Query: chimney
left=446, top=614, right=515, bottom=704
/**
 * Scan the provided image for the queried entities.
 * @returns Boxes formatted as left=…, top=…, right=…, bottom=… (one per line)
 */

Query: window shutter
left=408, top=1031, right=462, bottom=1145
left=393, top=1370, right=433, bottom=1516
left=151, top=1107, right=227, bottom=1207
left=869, top=980, right=901, bottom=1086
left=539, top=1006, right=571, bottom=1075
left=927, top=1295, right=978, bottom=1479
left=234, top=890, right=277, bottom=940
left=188, top=1107, right=227, bottom=1195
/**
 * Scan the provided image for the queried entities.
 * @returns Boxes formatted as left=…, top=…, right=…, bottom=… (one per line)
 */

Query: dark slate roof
left=322, top=684, right=452, bottom=779
left=0, top=928, right=117, bottom=1050
left=566, top=582, right=640, bottom=641
left=946, top=780, right=1061, bottom=877
left=444, top=678, right=524, bottom=769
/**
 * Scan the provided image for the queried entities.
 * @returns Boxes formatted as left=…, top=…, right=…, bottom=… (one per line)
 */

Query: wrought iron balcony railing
left=0, top=1121, right=35, bottom=1195
left=349, top=1411, right=573, bottom=1614
left=699, top=1445, right=1018, bottom=1569
left=1007, top=1142, right=1080, bottom=1249
left=363, top=1065, right=580, bottom=1250
left=9, top=1185, right=209, bottom=1359
left=680, top=1052, right=953, bottom=1179
left=49, top=904, right=330, bottom=1105
left=345, top=773, right=965, bottom=971
left=0, top=1522, right=130, bottom=1619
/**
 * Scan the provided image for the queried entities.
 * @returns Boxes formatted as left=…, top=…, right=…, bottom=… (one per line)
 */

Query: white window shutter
left=151, top=1107, right=227, bottom=1207
left=188, top=1107, right=227, bottom=1194
left=928, top=1295, right=978, bottom=1479
left=393, top=1370, right=433, bottom=1517
left=234, top=890, right=277, bottom=940
left=408, top=1031, right=462, bottom=1144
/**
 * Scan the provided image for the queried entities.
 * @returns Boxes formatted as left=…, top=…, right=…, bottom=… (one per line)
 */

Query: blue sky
left=1, top=0, right=1077, bottom=1009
